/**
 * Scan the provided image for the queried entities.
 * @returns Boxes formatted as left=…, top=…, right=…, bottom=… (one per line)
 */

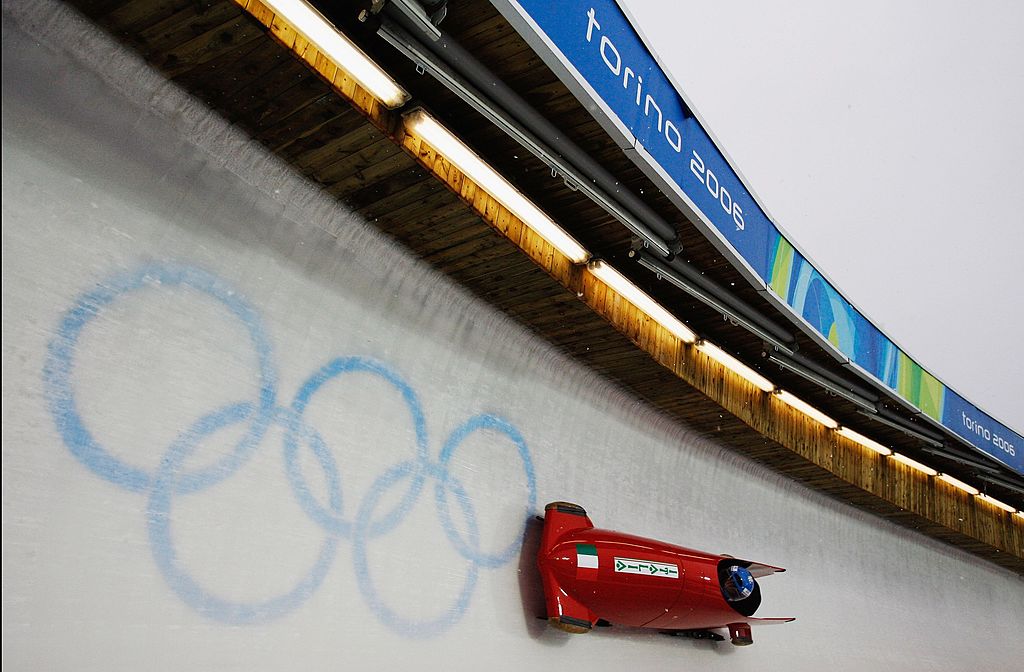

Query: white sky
left=624, top=0, right=1024, bottom=431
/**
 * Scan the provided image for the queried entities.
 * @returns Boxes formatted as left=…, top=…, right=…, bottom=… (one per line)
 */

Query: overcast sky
left=623, top=0, right=1024, bottom=431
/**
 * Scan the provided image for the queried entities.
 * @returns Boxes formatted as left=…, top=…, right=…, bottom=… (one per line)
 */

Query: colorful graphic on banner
left=504, top=0, right=1022, bottom=476
left=767, top=236, right=946, bottom=420
left=766, top=236, right=1021, bottom=473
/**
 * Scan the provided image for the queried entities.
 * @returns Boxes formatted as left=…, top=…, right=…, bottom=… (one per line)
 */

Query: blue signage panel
left=506, top=0, right=1023, bottom=476
left=516, top=0, right=773, bottom=279
left=942, top=392, right=1023, bottom=475
left=681, top=118, right=773, bottom=279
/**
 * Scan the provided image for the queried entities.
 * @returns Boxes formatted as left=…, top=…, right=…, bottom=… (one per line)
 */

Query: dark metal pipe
left=783, top=351, right=879, bottom=402
left=919, top=446, right=1002, bottom=475
left=381, top=7, right=682, bottom=251
left=974, top=472, right=1024, bottom=497
left=862, top=407, right=946, bottom=445
left=633, top=248, right=796, bottom=347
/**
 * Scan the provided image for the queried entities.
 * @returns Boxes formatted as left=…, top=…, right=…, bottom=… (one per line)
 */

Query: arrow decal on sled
left=613, top=557, right=679, bottom=579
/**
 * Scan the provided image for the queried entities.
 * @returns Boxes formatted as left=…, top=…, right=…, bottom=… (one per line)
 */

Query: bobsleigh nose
left=539, top=540, right=601, bottom=585
left=538, top=542, right=576, bottom=573
left=538, top=501, right=596, bottom=574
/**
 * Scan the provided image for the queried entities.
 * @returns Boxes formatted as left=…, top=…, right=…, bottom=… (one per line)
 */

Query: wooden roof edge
left=217, top=0, right=1024, bottom=573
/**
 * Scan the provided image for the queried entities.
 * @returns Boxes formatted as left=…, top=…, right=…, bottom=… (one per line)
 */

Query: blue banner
left=943, top=392, right=1023, bottom=475
left=516, top=0, right=773, bottom=278
left=505, top=0, right=1023, bottom=476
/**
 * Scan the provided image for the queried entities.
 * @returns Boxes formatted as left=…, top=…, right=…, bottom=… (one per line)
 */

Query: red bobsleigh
left=538, top=502, right=793, bottom=646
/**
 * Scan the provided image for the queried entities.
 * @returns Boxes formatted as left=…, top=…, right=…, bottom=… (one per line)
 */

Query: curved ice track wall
left=2, top=2, right=1022, bottom=670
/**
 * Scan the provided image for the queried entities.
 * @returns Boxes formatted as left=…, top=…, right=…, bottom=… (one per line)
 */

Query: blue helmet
left=722, top=565, right=755, bottom=602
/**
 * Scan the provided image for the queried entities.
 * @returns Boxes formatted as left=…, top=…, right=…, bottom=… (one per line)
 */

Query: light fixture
left=774, top=390, right=838, bottom=428
left=404, top=110, right=591, bottom=264
left=937, top=473, right=980, bottom=496
left=697, top=341, right=774, bottom=392
left=587, top=260, right=696, bottom=342
left=261, top=0, right=409, bottom=108
left=890, top=453, right=938, bottom=477
left=836, top=427, right=892, bottom=456
left=1016, top=510, right=1024, bottom=520
left=976, top=493, right=1016, bottom=513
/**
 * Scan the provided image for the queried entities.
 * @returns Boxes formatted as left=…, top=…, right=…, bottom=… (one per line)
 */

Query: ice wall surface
left=2, top=2, right=1022, bottom=670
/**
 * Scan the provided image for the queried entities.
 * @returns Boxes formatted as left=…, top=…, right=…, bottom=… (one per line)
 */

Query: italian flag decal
left=576, top=544, right=599, bottom=580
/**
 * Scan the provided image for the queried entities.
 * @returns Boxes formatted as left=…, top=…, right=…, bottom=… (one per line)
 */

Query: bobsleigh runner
left=537, top=502, right=794, bottom=646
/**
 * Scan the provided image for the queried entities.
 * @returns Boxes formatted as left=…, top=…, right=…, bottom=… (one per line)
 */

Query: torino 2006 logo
left=43, top=262, right=537, bottom=637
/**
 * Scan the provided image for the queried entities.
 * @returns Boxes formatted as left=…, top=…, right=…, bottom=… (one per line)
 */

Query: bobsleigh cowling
left=537, top=501, right=793, bottom=646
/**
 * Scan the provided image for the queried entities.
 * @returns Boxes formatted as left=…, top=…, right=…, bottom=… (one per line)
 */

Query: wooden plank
left=284, top=114, right=381, bottom=169
left=324, top=150, right=415, bottom=196
left=313, top=137, right=403, bottom=185
left=156, top=14, right=265, bottom=77
left=250, top=67, right=333, bottom=130
left=226, top=58, right=311, bottom=119
left=184, top=39, right=294, bottom=106
left=257, top=99, right=352, bottom=154
left=377, top=202, right=483, bottom=242
left=75, top=0, right=134, bottom=22
left=170, top=36, right=267, bottom=94
left=135, top=0, right=240, bottom=54
left=448, top=248, right=540, bottom=285
left=345, top=171, right=437, bottom=214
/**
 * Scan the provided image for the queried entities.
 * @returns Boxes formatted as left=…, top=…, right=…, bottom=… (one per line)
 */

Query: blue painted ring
left=147, top=402, right=340, bottom=624
left=42, top=263, right=277, bottom=494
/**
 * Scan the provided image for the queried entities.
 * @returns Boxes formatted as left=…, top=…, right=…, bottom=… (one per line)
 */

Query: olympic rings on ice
left=43, top=262, right=537, bottom=636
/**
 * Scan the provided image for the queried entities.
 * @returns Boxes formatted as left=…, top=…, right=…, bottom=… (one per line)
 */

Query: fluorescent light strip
left=836, top=427, right=892, bottom=456
left=937, top=473, right=980, bottom=496
left=775, top=390, right=838, bottom=428
left=976, top=493, right=1016, bottom=513
left=261, top=0, right=409, bottom=108
left=587, top=260, right=695, bottom=343
left=404, top=110, right=590, bottom=264
left=697, top=341, right=774, bottom=392
left=890, top=453, right=938, bottom=476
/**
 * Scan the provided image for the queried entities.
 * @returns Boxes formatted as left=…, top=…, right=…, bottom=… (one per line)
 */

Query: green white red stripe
left=576, top=543, right=599, bottom=579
